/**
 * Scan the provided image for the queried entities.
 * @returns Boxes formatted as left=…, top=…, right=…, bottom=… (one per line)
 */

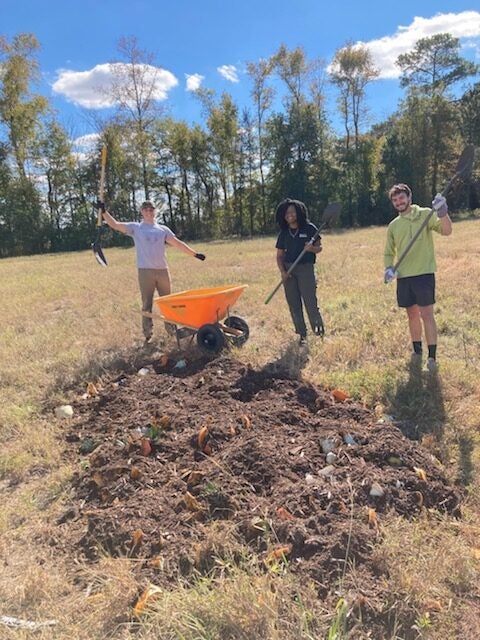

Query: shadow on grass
left=457, top=434, right=475, bottom=486
left=260, top=339, right=310, bottom=380
left=390, top=357, right=475, bottom=487
left=389, top=356, right=446, bottom=441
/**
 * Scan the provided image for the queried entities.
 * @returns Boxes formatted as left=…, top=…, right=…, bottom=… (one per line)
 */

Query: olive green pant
left=138, top=268, right=172, bottom=338
left=283, top=262, right=322, bottom=337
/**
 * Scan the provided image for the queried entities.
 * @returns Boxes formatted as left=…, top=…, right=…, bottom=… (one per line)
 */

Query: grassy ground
left=1, top=219, right=479, bottom=638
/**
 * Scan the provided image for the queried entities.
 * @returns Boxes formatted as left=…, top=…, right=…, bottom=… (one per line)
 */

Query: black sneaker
left=313, top=323, right=325, bottom=337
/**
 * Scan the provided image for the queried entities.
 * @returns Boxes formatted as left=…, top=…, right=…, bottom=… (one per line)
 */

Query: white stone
left=318, top=465, right=335, bottom=477
left=320, top=438, right=336, bottom=453
left=326, top=452, right=337, bottom=464
left=55, top=405, right=73, bottom=419
left=137, top=367, right=150, bottom=376
left=369, top=482, right=385, bottom=497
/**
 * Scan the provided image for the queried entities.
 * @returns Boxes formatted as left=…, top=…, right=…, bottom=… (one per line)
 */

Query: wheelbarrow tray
left=153, top=285, right=247, bottom=330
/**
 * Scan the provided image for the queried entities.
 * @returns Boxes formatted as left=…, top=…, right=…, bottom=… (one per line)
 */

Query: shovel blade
left=92, top=242, right=108, bottom=267
left=319, top=202, right=341, bottom=230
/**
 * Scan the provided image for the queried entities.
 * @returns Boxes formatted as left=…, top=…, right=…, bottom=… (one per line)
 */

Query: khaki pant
left=138, top=268, right=172, bottom=338
left=283, top=262, right=322, bottom=337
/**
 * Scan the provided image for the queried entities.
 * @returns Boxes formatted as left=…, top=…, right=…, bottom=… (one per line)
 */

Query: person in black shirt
left=275, top=198, right=324, bottom=345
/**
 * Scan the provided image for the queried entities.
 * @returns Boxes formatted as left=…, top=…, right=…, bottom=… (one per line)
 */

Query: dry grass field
left=1, top=217, right=479, bottom=639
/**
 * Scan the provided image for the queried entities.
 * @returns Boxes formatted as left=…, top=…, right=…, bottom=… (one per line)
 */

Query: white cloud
left=185, top=73, right=204, bottom=91
left=338, top=11, right=480, bottom=80
left=217, top=64, right=239, bottom=83
left=73, top=133, right=99, bottom=150
left=52, top=63, right=178, bottom=108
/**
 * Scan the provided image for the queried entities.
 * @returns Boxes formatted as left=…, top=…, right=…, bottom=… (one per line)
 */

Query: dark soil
left=56, top=347, right=461, bottom=637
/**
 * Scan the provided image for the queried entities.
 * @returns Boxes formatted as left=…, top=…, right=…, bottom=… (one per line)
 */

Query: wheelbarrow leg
left=175, top=327, right=196, bottom=349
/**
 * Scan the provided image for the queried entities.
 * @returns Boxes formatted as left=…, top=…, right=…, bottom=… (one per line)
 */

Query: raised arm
left=97, top=201, right=129, bottom=234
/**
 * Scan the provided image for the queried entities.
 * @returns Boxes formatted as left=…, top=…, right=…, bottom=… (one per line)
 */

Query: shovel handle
left=97, top=144, right=107, bottom=227
left=264, top=229, right=321, bottom=305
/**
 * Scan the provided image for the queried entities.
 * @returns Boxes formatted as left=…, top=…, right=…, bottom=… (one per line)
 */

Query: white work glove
left=432, top=193, right=448, bottom=218
left=384, top=267, right=397, bottom=284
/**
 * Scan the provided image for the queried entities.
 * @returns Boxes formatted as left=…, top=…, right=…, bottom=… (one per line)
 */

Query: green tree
left=109, top=36, right=168, bottom=200
left=0, top=33, right=49, bottom=179
left=397, top=33, right=478, bottom=97
left=246, top=58, right=274, bottom=231
left=395, top=33, right=475, bottom=196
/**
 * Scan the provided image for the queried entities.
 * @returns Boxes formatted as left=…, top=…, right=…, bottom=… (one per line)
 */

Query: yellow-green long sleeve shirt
left=384, top=204, right=443, bottom=278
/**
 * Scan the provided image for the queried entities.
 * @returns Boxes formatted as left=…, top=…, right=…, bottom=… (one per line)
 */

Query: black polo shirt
left=276, top=222, right=320, bottom=264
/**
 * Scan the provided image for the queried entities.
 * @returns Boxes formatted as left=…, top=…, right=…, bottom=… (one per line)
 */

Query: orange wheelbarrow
left=151, top=284, right=249, bottom=353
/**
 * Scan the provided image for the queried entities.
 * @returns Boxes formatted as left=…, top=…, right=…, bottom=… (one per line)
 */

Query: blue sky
left=2, top=1, right=480, bottom=148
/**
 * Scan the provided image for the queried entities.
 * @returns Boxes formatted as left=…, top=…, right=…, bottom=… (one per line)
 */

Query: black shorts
left=397, top=273, right=435, bottom=308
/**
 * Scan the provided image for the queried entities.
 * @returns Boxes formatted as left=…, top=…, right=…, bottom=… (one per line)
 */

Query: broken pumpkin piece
left=92, top=471, right=104, bottom=487
left=150, top=556, right=164, bottom=569
left=240, top=414, right=251, bottom=429
left=267, top=544, right=292, bottom=562
left=133, top=584, right=163, bottom=617
left=130, top=466, right=142, bottom=480
left=140, top=438, right=152, bottom=457
left=184, top=491, right=204, bottom=512
left=367, top=507, right=379, bottom=529
left=158, top=415, right=171, bottom=429
left=276, top=506, right=295, bottom=521
left=86, top=381, right=98, bottom=396
left=132, top=529, right=144, bottom=547
left=186, top=470, right=205, bottom=486
left=424, top=599, right=443, bottom=612
left=197, top=426, right=209, bottom=450
left=331, top=388, right=349, bottom=402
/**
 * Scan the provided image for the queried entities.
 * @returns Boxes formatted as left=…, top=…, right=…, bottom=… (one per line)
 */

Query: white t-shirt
left=125, top=221, right=176, bottom=269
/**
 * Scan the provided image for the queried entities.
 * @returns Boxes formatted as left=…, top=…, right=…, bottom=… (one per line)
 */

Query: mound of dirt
left=57, top=352, right=460, bottom=616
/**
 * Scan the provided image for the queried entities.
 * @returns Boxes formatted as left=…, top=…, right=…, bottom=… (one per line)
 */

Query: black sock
left=413, top=341, right=422, bottom=355
left=428, top=344, right=437, bottom=360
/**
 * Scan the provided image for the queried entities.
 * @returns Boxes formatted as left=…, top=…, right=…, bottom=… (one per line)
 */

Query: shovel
left=92, top=144, right=108, bottom=267
left=265, top=202, right=341, bottom=305
left=391, top=145, right=475, bottom=276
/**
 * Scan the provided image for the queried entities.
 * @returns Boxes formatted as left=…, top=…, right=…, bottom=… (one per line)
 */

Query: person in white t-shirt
left=98, top=199, right=206, bottom=342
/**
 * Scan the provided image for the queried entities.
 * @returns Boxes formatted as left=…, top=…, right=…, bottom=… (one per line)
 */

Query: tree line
left=0, top=32, right=478, bottom=257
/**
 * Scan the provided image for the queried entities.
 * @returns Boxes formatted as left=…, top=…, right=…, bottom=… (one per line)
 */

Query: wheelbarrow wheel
left=224, top=316, right=249, bottom=347
left=196, top=323, right=225, bottom=354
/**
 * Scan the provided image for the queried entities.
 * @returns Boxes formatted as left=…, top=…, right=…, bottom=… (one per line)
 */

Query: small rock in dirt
left=343, top=433, right=357, bottom=445
left=55, top=405, right=73, bottom=419
left=320, top=438, right=336, bottom=454
left=137, top=368, right=150, bottom=376
left=369, top=482, right=385, bottom=497
left=305, top=473, right=316, bottom=485
left=318, top=465, right=336, bottom=477
left=174, top=360, right=187, bottom=369
left=326, top=452, right=337, bottom=464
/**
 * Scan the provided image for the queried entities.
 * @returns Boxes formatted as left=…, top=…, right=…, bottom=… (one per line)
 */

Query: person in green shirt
left=384, top=184, right=452, bottom=372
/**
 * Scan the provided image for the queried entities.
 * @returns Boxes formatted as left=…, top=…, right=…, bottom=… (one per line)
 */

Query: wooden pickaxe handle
left=97, top=144, right=107, bottom=227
